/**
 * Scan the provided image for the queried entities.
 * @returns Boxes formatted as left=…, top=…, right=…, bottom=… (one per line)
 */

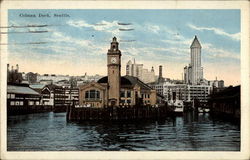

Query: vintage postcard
left=0, top=0, right=249, bottom=160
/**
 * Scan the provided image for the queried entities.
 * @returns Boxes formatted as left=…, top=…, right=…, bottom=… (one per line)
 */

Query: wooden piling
left=67, top=104, right=168, bottom=121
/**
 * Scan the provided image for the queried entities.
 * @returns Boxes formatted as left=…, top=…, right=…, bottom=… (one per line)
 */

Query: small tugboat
left=173, top=100, right=184, bottom=113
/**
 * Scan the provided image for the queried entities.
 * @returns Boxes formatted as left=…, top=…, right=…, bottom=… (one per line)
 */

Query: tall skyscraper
left=184, top=36, right=203, bottom=85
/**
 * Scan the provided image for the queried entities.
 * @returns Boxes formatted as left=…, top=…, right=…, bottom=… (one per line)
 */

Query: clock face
left=111, top=57, right=117, bottom=64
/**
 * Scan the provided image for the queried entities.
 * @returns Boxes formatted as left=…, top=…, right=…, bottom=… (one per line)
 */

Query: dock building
left=78, top=37, right=157, bottom=108
left=7, top=83, right=41, bottom=107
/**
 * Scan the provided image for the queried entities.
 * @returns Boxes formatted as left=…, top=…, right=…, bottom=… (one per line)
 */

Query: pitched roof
left=30, top=84, right=46, bottom=89
left=97, top=76, right=132, bottom=85
left=190, top=35, right=201, bottom=48
left=79, top=81, right=106, bottom=91
left=46, top=84, right=58, bottom=90
left=97, top=75, right=152, bottom=90
left=123, top=75, right=152, bottom=90
left=7, top=85, right=40, bottom=95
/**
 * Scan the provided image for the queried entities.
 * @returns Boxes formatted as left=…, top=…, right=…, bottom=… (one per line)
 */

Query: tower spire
left=110, top=37, right=119, bottom=51
left=190, top=35, right=201, bottom=48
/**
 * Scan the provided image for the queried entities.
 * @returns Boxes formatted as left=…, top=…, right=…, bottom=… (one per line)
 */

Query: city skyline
left=7, top=9, right=240, bottom=86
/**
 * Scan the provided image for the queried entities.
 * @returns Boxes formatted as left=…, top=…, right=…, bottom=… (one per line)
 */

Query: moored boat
left=198, top=107, right=204, bottom=113
left=167, top=100, right=184, bottom=113
left=204, top=108, right=210, bottom=113
left=197, top=107, right=210, bottom=113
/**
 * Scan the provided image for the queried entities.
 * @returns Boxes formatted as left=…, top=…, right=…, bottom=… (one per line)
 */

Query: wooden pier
left=7, top=105, right=53, bottom=116
left=53, top=105, right=67, bottom=112
left=209, top=86, right=240, bottom=120
left=67, top=105, right=169, bottom=121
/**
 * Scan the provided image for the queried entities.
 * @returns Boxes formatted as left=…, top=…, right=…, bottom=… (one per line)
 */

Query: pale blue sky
left=7, top=9, right=240, bottom=85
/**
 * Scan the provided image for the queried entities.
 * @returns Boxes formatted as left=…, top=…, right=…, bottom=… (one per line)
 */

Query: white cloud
left=162, top=39, right=192, bottom=46
left=67, top=20, right=121, bottom=35
left=44, top=31, right=110, bottom=56
left=122, top=45, right=190, bottom=64
left=162, top=34, right=240, bottom=61
left=147, top=25, right=160, bottom=34
left=204, top=46, right=240, bottom=60
left=198, top=42, right=240, bottom=60
left=67, top=20, right=92, bottom=28
left=8, top=30, right=109, bottom=61
left=187, top=23, right=240, bottom=41
left=49, top=31, right=92, bottom=47
left=143, top=23, right=178, bottom=36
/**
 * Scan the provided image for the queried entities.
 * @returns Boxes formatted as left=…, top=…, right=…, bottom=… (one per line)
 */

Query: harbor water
left=7, top=111, right=240, bottom=151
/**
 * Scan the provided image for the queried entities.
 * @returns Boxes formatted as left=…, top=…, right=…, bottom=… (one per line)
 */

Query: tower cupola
left=110, top=37, right=119, bottom=51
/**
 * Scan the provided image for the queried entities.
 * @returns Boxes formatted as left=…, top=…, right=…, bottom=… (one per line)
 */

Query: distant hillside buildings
left=26, top=72, right=38, bottom=84
left=21, top=71, right=103, bottom=87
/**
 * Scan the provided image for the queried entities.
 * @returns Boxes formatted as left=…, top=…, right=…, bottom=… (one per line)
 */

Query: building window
left=7, top=94, right=10, bottom=99
left=148, top=94, right=150, bottom=98
left=90, top=90, right=96, bottom=98
left=29, top=101, right=34, bottom=105
left=85, top=92, right=88, bottom=99
left=120, top=91, right=125, bottom=97
left=127, top=99, right=131, bottom=104
left=15, top=101, right=20, bottom=106
left=10, top=101, right=15, bottom=106
left=11, top=94, right=15, bottom=99
left=85, top=90, right=100, bottom=99
left=127, top=91, right=131, bottom=98
left=20, top=101, right=24, bottom=106
left=141, top=94, right=144, bottom=98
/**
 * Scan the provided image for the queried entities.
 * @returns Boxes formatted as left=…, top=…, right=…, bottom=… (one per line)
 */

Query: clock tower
left=107, top=37, right=121, bottom=106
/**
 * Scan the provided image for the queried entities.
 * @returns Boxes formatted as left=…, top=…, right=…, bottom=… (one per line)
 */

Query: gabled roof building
left=7, top=83, right=41, bottom=108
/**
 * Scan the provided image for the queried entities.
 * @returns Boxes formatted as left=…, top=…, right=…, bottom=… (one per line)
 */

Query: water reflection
left=7, top=111, right=240, bottom=151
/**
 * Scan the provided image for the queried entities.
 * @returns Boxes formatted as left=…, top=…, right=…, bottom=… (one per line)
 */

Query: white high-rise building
left=149, top=82, right=212, bottom=103
left=126, top=59, right=156, bottom=83
left=184, top=36, right=203, bottom=85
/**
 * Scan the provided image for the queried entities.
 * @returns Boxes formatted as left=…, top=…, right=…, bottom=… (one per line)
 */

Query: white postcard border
left=0, top=1, right=249, bottom=160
